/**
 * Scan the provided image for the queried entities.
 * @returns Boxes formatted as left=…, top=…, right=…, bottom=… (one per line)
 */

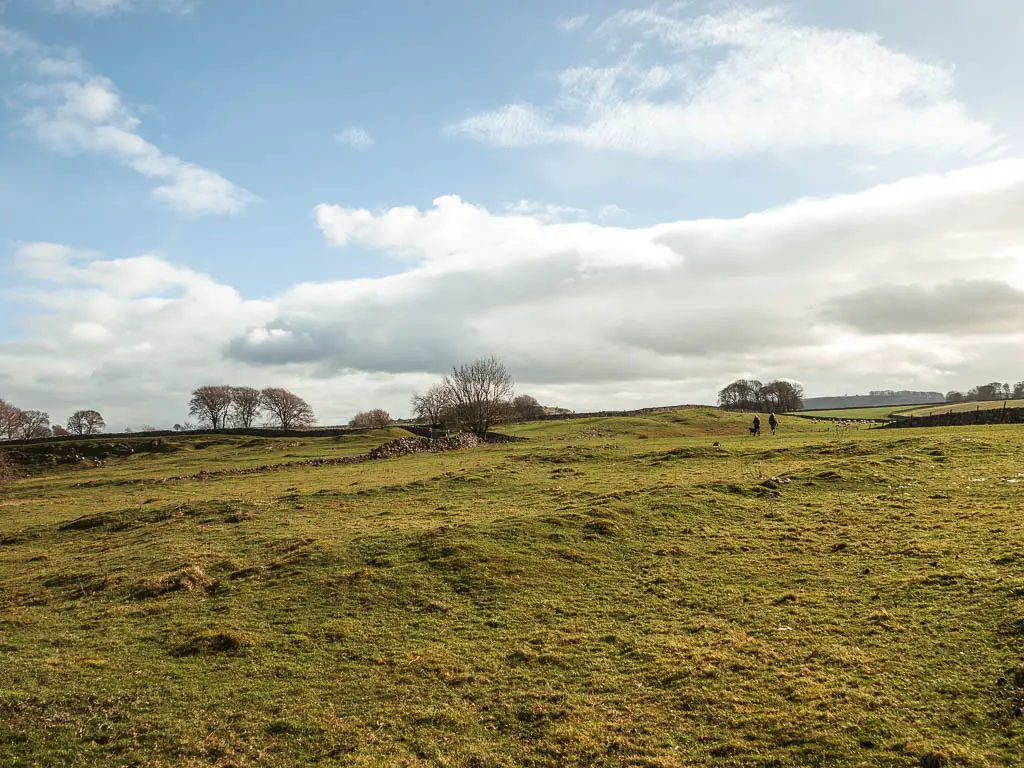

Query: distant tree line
left=187, top=386, right=316, bottom=430
left=1, top=398, right=106, bottom=440
left=3, top=361, right=553, bottom=442
left=945, top=381, right=1024, bottom=404
left=717, top=379, right=804, bottom=412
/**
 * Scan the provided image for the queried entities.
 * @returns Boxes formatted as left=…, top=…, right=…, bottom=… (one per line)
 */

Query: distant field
left=786, top=405, right=914, bottom=420
left=3, top=410, right=1024, bottom=765
left=896, top=399, right=1024, bottom=418
left=791, top=399, right=1024, bottom=421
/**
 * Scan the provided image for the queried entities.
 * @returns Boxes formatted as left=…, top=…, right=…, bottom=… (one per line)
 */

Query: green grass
left=788, top=406, right=924, bottom=420
left=2, top=411, right=1024, bottom=766
left=896, top=400, right=1024, bottom=418
left=793, top=400, right=1024, bottom=422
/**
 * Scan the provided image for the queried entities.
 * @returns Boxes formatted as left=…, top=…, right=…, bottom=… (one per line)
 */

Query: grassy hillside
left=2, top=410, right=1023, bottom=766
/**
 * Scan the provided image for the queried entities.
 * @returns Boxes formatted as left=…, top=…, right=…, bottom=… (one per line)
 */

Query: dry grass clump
left=170, top=630, right=252, bottom=657
left=131, top=565, right=216, bottom=600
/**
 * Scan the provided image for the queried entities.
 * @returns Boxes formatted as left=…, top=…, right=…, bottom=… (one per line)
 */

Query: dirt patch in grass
left=170, top=630, right=251, bottom=657
left=131, top=565, right=217, bottom=600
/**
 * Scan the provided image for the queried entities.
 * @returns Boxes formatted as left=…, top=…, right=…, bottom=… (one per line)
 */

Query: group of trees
left=408, top=356, right=543, bottom=437
left=946, top=381, right=1024, bottom=403
left=349, top=409, right=393, bottom=429
left=1, top=398, right=106, bottom=440
left=187, top=386, right=316, bottom=430
left=717, top=379, right=804, bottom=413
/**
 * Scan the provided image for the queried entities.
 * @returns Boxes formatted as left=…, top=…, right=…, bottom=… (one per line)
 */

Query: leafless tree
left=718, top=379, right=763, bottom=410
left=67, top=409, right=106, bottom=435
left=0, top=399, right=24, bottom=440
left=760, top=380, right=804, bottom=413
left=442, top=355, right=515, bottom=437
left=410, top=383, right=451, bottom=427
left=350, top=409, right=392, bottom=429
left=229, top=386, right=263, bottom=428
left=51, top=425, right=70, bottom=437
left=19, top=410, right=51, bottom=439
left=718, top=378, right=802, bottom=412
left=512, top=394, right=545, bottom=421
left=260, top=388, right=316, bottom=430
left=188, top=385, right=233, bottom=429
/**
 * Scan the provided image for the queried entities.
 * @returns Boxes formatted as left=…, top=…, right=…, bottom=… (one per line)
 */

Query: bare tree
left=718, top=378, right=801, bottom=412
left=410, top=383, right=451, bottom=427
left=442, top=355, right=515, bottom=437
left=717, top=379, right=763, bottom=411
left=19, top=410, right=51, bottom=439
left=760, top=380, right=804, bottom=413
left=0, top=400, right=24, bottom=440
left=67, top=409, right=106, bottom=435
left=512, top=394, right=545, bottom=421
left=51, top=425, right=70, bottom=437
left=350, top=409, right=392, bottom=429
left=260, top=388, right=316, bottom=430
left=188, top=386, right=233, bottom=429
left=1014, top=381, right=1024, bottom=400
left=228, top=386, right=263, bottom=428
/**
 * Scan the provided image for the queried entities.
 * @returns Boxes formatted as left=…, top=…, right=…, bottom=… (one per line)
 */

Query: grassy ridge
left=2, top=411, right=1023, bottom=766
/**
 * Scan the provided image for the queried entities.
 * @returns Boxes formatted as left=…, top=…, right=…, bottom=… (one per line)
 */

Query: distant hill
left=802, top=390, right=943, bottom=411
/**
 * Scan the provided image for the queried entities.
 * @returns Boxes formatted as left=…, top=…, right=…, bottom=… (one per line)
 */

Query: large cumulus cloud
left=3, top=160, right=1024, bottom=427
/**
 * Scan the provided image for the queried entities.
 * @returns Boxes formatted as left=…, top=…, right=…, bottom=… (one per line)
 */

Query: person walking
left=752, top=415, right=761, bottom=436
left=768, top=412, right=778, bottom=435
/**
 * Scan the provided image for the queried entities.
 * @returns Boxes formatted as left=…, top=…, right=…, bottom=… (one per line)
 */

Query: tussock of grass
left=132, top=565, right=216, bottom=599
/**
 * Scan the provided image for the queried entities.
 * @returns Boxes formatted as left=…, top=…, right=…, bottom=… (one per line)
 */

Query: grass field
left=2, top=410, right=1024, bottom=766
left=792, top=400, right=1024, bottom=422
left=786, top=406, right=909, bottom=421
left=896, top=400, right=1024, bottom=419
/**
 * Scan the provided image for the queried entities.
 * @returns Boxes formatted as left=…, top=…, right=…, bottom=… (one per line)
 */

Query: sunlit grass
left=2, top=411, right=1023, bottom=766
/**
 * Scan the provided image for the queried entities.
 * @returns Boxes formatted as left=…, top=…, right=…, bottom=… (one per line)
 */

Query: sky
left=1, top=0, right=1023, bottom=429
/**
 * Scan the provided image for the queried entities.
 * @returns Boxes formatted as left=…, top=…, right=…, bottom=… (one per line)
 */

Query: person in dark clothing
left=768, top=413, right=778, bottom=435
left=751, top=415, right=761, bottom=436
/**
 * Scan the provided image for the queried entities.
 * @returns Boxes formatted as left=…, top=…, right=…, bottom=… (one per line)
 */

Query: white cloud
left=34, top=0, right=192, bottom=14
left=3, top=160, right=1024, bottom=426
left=335, top=127, right=375, bottom=149
left=1, top=25, right=37, bottom=57
left=453, top=5, right=1000, bottom=161
left=3, top=27, right=252, bottom=215
left=556, top=15, right=589, bottom=32
left=505, top=199, right=587, bottom=221
left=598, top=203, right=628, bottom=219
left=501, top=200, right=626, bottom=223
